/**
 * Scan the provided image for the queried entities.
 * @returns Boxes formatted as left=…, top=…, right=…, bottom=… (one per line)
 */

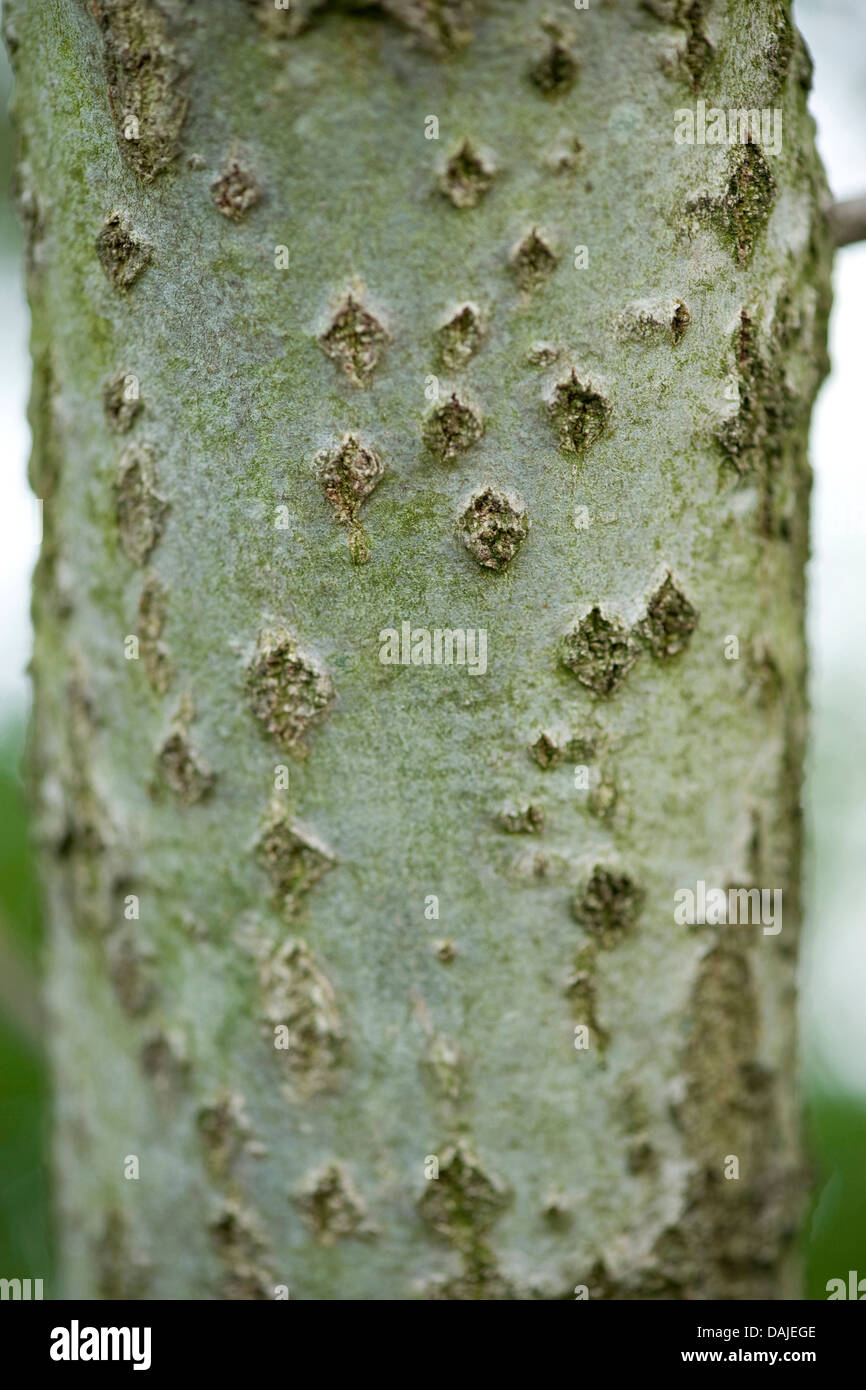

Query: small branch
left=829, top=195, right=866, bottom=248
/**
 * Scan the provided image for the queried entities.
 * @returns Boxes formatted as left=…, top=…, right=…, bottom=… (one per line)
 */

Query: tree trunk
left=7, top=0, right=832, bottom=1300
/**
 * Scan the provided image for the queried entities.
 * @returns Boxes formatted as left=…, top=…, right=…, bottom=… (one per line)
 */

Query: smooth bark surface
left=7, top=0, right=831, bottom=1299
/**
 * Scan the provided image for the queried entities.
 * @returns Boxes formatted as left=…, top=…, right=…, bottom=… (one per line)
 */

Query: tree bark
left=7, top=0, right=832, bottom=1299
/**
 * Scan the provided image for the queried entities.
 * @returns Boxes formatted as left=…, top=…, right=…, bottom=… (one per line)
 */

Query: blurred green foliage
left=0, top=15, right=51, bottom=1293
left=0, top=718, right=52, bottom=1290
left=807, top=1091, right=866, bottom=1298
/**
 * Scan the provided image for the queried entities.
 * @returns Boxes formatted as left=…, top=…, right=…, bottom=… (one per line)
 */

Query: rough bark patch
left=437, top=302, right=486, bottom=371
left=565, top=943, right=609, bottom=1051
left=93, top=0, right=189, bottom=180
left=316, top=432, right=385, bottom=564
left=457, top=486, right=529, bottom=570
left=271, top=0, right=481, bottom=54
left=438, top=139, right=496, bottom=208
left=209, top=1200, right=273, bottom=1300
left=211, top=155, right=262, bottom=220
left=136, top=571, right=172, bottom=693
left=616, top=297, right=691, bottom=345
left=156, top=694, right=215, bottom=804
left=259, top=937, right=345, bottom=1095
left=418, top=1141, right=510, bottom=1245
left=715, top=142, right=777, bottom=266
left=509, top=228, right=558, bottom=291
left=255, top=803, right=335, bottom=917
left=642, top=0, right=714, bottom=91
left=106, top=927, right=157, bottom=1015
left=246, top=628, right=335, bottom=755
left=637, top=573, right=699, bottom=660
left=103, top=367, right=142, bottom=432
left=197, top=1091, right=256, bottom=1180
left=95, top=209, right=151, bottom=289
left=547, top=370, right=611, bottom=456
left=94, top=1207, right=151, bottom=1299
left=115, top=444, right=168, bottom=565
left=423, top=393, right=483, bottom=463
left=529, top=729, right=596, bottom=769
left=497, top=803, right=544, bottom=834
left=320, top=295, right=388, bottom=387
left=530, top=24, right=578, bottom=96
left=560, top=607, right=641, bottom=697
left=570, top=866, right=645, bottom=947
left=294, top=1161, right=375, bottom=1245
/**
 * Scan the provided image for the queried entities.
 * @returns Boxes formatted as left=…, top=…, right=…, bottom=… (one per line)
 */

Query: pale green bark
left=8, top=0, right=831, bottom=1299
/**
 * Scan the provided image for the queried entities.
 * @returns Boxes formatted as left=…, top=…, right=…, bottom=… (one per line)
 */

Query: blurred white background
left=794, top=0, right=866, bottom=1100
